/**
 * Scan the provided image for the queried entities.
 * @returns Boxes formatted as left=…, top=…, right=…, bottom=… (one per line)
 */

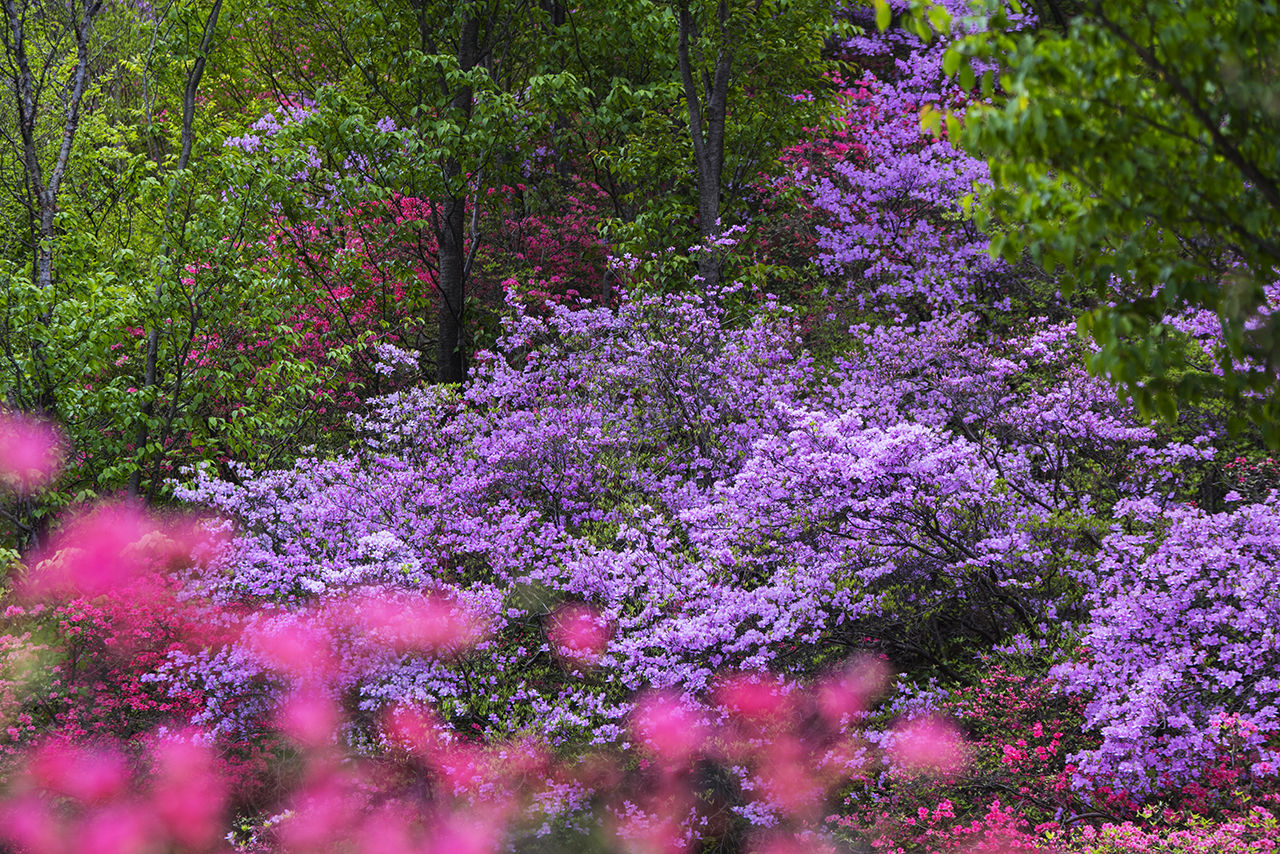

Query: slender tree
left=671, top=0, right=834, bottom=290
left=0, top=0, right=105, bottom=411
left=676, top=0, right=731, bottom=288
left=129, top=0, right=224, bottom=499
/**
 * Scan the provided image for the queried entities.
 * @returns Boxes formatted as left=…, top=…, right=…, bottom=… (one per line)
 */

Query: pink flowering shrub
left=1060, top=802, right=1280, bottom=853
left=827, top=661, right=1087, bottom=851
left=0, top=507, right=223, bottom=752
left=1221, top=454, right=1280, bottom=503
left=476, top=177, right=612, bottom=310
left=0, top=595, right=202, bottom=750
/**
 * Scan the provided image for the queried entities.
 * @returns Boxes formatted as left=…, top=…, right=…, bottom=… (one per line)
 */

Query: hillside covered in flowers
left=2, top=0, right=1279, bottom=852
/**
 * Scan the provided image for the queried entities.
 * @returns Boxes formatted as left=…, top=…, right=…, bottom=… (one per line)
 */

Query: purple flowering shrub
left=802, top=0, right=1027, bottom=315
left=164, top=287, right=816, bottom=747
left=161, top=256, right=1241, bottom=816
left=168, top=282, right=1096, bottom=746
left=1057, top=496, right=1280, bottom=798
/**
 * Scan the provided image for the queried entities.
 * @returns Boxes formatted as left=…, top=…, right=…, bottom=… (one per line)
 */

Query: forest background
left=1, top=0, right=1280, bottom=852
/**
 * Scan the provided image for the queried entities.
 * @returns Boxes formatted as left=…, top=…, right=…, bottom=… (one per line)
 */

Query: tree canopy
left=944, top=0, right=1280, bottom=442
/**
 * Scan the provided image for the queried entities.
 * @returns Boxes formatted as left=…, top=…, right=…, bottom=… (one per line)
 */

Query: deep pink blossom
left=0, top=412, right=62, bottom=492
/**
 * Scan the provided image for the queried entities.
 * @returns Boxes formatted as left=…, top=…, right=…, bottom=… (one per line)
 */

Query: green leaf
left=874, top=0, right=891, bottom=31
left=919, top=104, right=942, bottom=135
left=945, top=112, right=962, bottom=141
left=942, top=48, right=961, bottom=77
left=926, top=4, right=951, bottom=35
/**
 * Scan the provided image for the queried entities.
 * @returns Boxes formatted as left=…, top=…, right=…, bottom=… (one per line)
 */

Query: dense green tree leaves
left=0, top=1, right=347, bottom=544
left=944, top=0, right=1280, bottom=443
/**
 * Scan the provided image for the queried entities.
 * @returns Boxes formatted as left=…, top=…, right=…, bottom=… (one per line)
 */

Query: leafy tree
left=0, top=0, right=109, bottom=412
left=946, top=0, right=1280, bottom=442
left=528, top=0, right=680, bottom=227
left=127, top=0, right=223, bottom=500
left=0, top=0, right=348, bottom=544
left=669, top=0, right=837, bottom=288
left=235, top=0, right=551, bottom=384
left=514, top=0, right=839, bottom=292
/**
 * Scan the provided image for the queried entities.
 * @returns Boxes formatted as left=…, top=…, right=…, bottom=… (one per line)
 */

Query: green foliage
left=0, top=0, right=354, bottom=545
left=948, top=0, right=1280, bottom=444
left=591, top=0, right=838, bottom=266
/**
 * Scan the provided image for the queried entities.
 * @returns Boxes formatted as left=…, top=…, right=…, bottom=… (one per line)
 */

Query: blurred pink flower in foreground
left=27, top=740, right=129, bottom=804
left=547, top=602, right=612, bottom=667
left=276, top=687, right=341, bottom=747
left=246, top=618, right=339, bottom=683
left=19, top=502, right=228, bottom=603
left=417, top=811, right=505, bottom=854
left=0, top=412, right=62, bottom=492
left=22, top=503, right=171, bottom=599
left=816, top=656, right=889, bottom=726
left=631, top=692, right=708, bottom=763
left=751, top=831, right=838, bottom=854
left=0, top=794, right=63, bottom=854
left=149, top=735, right=228, bottom=849
left=611, top=806, right=688, bottom=854
left=0, top=737, right=231, bottom=854
left=382, top=702, right=452, bottom=759
left=347, top=591, right=492, bottom=655
left=890, top=716, right=967, bottom=776
left=715, top=672, right=794, bottom=728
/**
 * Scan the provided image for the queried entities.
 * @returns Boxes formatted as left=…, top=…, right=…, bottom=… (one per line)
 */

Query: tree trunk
left=2, top=0, right=103, bottom=414
left=677, top=0, right=731, bottom=290
left=435, top=16, right=478, bottom=384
